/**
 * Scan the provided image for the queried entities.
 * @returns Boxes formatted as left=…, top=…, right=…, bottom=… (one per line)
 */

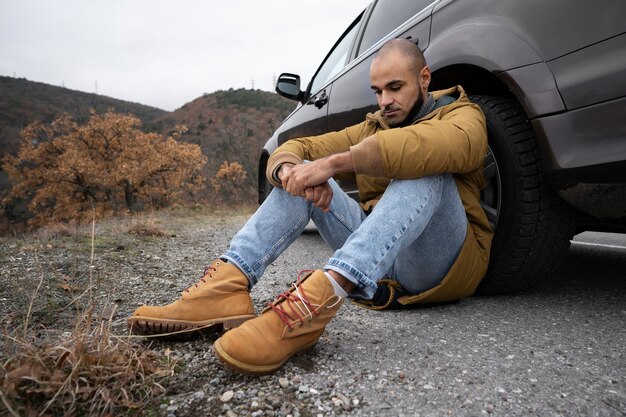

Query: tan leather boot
left=213, top=269, right=343, bottom=374
left=127, top=259, right=255, bottom=335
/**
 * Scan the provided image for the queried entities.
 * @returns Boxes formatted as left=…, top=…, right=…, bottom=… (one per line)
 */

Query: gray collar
left=410, top=93, right=435, bottom=124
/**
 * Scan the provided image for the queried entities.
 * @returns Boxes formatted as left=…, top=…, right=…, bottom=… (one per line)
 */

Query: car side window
left=358, top=0, right=433, bottom=55
left=310, top=17, right=362, bottom=94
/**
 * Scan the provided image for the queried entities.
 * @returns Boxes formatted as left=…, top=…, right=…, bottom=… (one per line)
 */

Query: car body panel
left=533, top=96, right=626, bottom=179
left=433, top=0, right=626, bottom=62
left=498, top=63, right=565, bottom=119
left=275, top=91, right=329, bottom=145
left=548, top=33, right=626, bottom=110
left=426, top=23, right=542, bottom=73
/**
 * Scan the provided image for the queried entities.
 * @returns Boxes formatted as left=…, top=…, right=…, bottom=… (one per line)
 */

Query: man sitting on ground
left=128, top=38, right=493, bottom=375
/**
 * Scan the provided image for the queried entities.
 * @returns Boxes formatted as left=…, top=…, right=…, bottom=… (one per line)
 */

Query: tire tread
left=472, top=95, right=577, bottom=295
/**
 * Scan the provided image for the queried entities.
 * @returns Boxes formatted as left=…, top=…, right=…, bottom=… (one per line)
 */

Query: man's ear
left=419, top=66, right=431, bottom=92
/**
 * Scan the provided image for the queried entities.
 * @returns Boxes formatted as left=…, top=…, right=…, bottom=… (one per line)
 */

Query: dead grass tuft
left=127, top=216, right=166, bottom=237
left=0, top=209, right=177, bottom=416
left=35, top=222, right=84, bottom=240
left=0, top=306, right=177, bottom=416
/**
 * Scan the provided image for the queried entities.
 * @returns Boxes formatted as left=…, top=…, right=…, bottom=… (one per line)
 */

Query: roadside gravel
left=1, top=210, right=624, bottom=416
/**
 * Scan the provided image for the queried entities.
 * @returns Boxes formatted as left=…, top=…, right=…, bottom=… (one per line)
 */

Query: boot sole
left=212, top=338, right=318, bottom=375
left=127, top=314, right=255, bottom=336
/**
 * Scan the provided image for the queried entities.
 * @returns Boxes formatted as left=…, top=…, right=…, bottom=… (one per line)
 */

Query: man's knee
left=382, top=175, right=447, bottom=199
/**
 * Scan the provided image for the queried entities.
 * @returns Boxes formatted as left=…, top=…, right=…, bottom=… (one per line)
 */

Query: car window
left=310, top=18, right=361, bottom=94
left=358, top=0, right=434, bottom=55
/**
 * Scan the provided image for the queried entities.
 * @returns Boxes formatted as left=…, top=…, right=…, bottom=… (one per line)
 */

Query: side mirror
left=276, top=73, right=304, bottom=101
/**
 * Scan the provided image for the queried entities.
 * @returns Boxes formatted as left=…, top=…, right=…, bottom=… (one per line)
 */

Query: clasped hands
left=278, top=158, right=334, bottom=212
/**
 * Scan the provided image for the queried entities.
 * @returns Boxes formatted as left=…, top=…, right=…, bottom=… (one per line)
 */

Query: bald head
left=373, top=39, right=427, bottom=79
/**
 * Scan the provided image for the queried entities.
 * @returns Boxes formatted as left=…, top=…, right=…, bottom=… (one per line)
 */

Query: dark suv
left=259, top=0, right=626, bottom=294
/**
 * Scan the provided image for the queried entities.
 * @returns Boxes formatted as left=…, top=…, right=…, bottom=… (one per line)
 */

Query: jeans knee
left=386, top=175, right=447, bottom=198
left=268, top=186, right=304, bottom=206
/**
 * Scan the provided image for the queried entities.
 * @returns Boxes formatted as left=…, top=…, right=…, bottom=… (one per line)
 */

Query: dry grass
left=35, top=222, right=85, bottom=240
left=0, top=212, right=178, bottom=416
left=127, top=215, right=166, bottom=237
left=1, top=309, right=178, bottom=416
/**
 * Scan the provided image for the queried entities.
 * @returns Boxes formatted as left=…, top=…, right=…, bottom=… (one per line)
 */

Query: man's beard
left=391, top=90, right=425, bottom=128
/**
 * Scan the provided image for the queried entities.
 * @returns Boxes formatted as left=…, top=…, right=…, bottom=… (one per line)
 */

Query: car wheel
left=261, top=176, right=273, bottom=204
left=258, top=155, right=274, bottom=205
left=471, top=95, right=577, bottom=294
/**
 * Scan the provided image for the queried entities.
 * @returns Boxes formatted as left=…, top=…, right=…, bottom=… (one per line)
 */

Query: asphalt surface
left=260, top=229, right=626, bottom=416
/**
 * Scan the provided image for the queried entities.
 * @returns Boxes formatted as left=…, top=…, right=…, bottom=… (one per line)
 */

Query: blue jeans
left=222, top=174, right=467, bottom=300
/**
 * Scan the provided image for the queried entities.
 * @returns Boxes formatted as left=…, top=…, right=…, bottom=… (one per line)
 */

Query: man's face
left=370, top=50, right=430, bottom=127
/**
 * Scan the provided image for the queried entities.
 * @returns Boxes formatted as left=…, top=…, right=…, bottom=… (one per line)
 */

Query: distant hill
left=0, top=76, right=168, bottom=157
left=0, top=77, right=295, bottom=169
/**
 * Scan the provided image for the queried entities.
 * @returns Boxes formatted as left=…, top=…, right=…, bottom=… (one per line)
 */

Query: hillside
left=155, top=88, right=296, bottom=186
left=0, top=76, right=168, bottom=158
left=0, top=77, right=295, bottom=182
left=0, top=77, right=297, bottom=230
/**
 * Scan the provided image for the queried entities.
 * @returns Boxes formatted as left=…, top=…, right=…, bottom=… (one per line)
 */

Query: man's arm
left=350, top=103, right=487, bottom=179
left=283, top=151, right=354, bottom=192
left=266, top=122, right=367, bottom=189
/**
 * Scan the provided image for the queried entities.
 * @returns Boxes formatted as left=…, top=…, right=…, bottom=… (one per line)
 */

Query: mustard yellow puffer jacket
left=267, top=86, right=493, bottom=304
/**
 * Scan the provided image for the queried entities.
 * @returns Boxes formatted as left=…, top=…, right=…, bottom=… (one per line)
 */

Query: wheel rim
left=481, top=145, right=501, bottom=229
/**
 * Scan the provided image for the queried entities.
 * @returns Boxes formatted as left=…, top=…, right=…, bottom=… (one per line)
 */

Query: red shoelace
left=268, top=270, right=320, bottom=331
left=184, top=263, right=219, bottom=293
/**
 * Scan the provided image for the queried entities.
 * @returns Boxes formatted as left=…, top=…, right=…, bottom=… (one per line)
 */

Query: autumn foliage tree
left=210, top=161, right=248, bottom=204
left=2, top=111, right=207, bottom=226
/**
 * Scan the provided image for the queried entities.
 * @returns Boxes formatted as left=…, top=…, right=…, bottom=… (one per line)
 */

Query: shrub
left=2, top=111, right=207, bottom=228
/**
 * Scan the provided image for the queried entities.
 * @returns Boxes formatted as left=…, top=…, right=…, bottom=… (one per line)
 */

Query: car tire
left=258, top=155, right=274, bottom=205
left=472, top=95, right=577, bottom=295
left=261, top=176, right=273, bottom=204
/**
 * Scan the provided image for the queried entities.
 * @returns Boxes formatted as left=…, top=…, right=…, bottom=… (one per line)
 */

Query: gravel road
left=1, top=211, right=625, bottom=416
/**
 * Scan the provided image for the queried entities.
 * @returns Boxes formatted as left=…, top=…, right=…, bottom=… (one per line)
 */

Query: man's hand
left=285, top=158, right=335, bottom=193
left=277, top=151, right=353, bottom=211
left=277, top=163, right=295, bottom=186
left=278, top=162, right=334, bottom=211
left=304, top=182, right=333, bottom=212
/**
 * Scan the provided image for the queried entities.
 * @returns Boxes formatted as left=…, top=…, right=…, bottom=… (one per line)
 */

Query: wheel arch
left=425, top=22, right=566, bottom=119
left=425, top=22, right=542, bottom=73
left=430, top=64, right=513, bottom=100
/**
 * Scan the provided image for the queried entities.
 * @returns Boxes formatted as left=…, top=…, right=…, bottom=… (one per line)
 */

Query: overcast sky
left=0, top=0, right=371, bottom=111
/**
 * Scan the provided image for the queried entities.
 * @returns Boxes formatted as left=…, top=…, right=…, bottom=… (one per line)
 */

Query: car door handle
left=406, top=35, right=419, bottom=46
left=313, top=91, right=328, bottom=109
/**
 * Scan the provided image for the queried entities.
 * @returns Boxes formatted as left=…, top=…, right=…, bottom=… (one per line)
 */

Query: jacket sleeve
left=351, top=103, right=487, bottom=179
left=266, top=122, right=367, bottom=187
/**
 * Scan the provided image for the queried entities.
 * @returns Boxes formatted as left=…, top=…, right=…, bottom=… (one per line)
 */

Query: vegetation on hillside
left=0, top=76, right=166, bottom=157
left=0, top=79, right=296, bottom=232
left=212, top=87, right=296, bottom=113
left=2, top=112, right=207, bottom=227
left=157, top=88, right=296, bottom=197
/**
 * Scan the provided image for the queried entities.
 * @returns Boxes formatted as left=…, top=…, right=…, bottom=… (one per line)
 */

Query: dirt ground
left=1, top=208, right=625, bottom=417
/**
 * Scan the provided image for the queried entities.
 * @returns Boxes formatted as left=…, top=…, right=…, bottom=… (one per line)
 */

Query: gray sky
left=0, top=0, right=371, bottom=111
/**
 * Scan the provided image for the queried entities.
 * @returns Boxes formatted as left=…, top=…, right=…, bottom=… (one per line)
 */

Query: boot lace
left=269, top=270, right=320, bottom=331
left=184, top=262, right=220, bottom=293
